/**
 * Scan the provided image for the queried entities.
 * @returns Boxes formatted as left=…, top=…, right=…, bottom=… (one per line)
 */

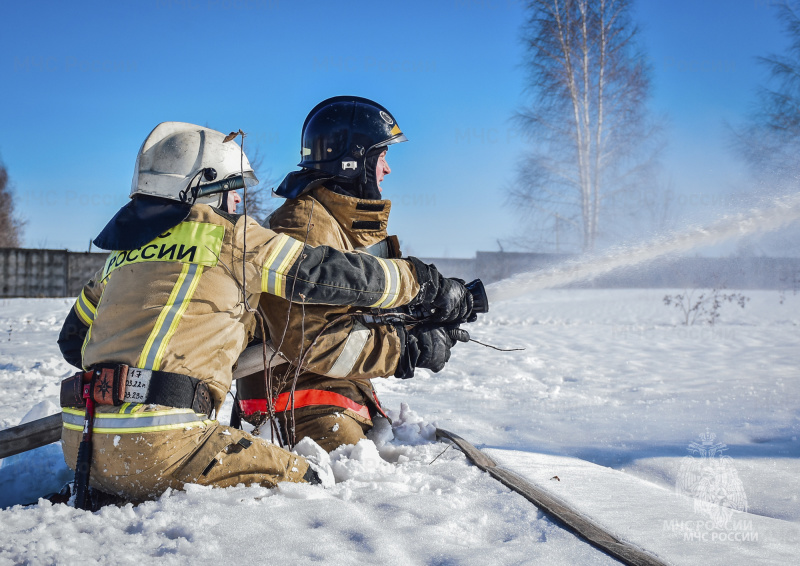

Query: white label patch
left=124, top=367, right=152, bottom=403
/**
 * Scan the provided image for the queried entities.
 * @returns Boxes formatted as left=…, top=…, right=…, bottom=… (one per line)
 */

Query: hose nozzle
left=465, top=279, right=489, bottom=314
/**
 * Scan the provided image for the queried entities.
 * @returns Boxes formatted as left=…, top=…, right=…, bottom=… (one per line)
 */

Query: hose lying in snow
left=435, top=429, right=669, bottom=566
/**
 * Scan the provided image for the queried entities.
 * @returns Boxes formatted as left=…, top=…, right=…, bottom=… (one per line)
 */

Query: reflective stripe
left=74, top=289, right=96, bottom=326
left=369, top=257, right=400, bottom=308
left=327, top=321, right=370, bottom=378
left=382, top=259, right=402, bottom=308
left=358, top=239, right=390, bottom=258
left=138, top=263, right=204, bottom=370
left=78, top=274, right=109, bottom=370
left=118, top=402, right=137, bottom=414
left=262, top=234, right=304, bottom=298
left=61, top=407, right=211, bottom=434
left=240, top=390, right=371, bottom=421
left=369, top=257, right=391, bottom=308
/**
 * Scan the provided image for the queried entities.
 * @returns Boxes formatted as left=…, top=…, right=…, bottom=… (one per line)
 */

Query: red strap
left=372, top=390, right=389, bottom=419
left=239, top=390, right=371, bottom=421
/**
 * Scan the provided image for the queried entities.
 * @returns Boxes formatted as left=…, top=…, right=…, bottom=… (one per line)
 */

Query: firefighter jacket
left=250, top=186, right=405, bottom=422
left=58, top=202, right=420, bottom=411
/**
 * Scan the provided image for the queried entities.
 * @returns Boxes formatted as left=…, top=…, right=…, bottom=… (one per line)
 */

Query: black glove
left=406, top=257, right=475, bottom=324
left=394, top=325, right=470, bottom=379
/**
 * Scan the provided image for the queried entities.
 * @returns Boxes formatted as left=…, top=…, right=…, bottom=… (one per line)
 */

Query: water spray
left=488, top=193, right=800, bottom=303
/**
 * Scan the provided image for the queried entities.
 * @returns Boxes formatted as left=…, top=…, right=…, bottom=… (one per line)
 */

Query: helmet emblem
left=379, top=111, right=394, bottom=125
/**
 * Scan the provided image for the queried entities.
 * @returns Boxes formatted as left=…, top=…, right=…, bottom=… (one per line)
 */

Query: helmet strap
left=360, top=148, right=384, bottom=200
left=219, top=191, right=232, bottom=212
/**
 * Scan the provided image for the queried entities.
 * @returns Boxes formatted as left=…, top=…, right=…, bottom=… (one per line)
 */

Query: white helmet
left=130, top=122, right=258, bottom=207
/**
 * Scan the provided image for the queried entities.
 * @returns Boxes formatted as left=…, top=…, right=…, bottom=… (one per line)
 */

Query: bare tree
left=733, top=2, right=800, bottom=184
left=0, top=158, right=25, bottom=247
left=730, top=1, right=800, bottom=255
left=241, top=146, right=278, bottom=226
left=509, top=0, right=662, bottom=253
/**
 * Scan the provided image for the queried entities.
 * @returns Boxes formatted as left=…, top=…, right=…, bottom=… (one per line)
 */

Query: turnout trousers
left=61, top=404, right=310, bottom=502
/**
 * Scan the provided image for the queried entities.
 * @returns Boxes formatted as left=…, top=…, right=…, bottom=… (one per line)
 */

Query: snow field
left=0, top=414, right=614, bottom=565
left=374, top=290, right=800, bottom=521
left=0, top=289, right=797, bottom=564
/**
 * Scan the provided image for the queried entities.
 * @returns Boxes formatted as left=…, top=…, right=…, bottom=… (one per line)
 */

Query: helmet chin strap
left=332, top=147, right=384, bottom=200
left=219, top=191, right=232, bottom=212
left=359, top=148, right=384, bottom=200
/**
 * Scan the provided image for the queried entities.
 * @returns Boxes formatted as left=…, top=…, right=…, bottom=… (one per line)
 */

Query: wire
left=468, top=338, right=525, bottom=352
left=271, top=200, right=315, bottom=448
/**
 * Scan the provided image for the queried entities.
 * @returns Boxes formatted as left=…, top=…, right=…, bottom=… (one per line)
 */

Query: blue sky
left=0, top=0, right=789, bottom=256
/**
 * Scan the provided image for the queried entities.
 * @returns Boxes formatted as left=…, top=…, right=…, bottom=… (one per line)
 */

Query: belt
left=60, top=365, right=214, bottom=417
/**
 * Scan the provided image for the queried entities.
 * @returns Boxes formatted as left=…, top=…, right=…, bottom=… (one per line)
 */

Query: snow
left=488, top=449, right=800, bottom=566
left=0, top=289, right=798, bottom=564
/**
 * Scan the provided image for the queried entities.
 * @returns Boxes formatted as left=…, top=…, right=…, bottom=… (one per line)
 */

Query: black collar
left=93, top=196, right=192, bottom=251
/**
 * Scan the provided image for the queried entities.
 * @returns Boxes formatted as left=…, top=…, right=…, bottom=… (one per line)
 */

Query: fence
left=0, top=248, right=107, bottom=298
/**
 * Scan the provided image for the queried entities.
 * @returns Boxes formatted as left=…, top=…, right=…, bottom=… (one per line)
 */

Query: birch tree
left=509, top=0, right=661, bottom=252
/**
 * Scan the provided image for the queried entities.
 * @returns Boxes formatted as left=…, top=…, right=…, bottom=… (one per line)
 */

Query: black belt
left=137, top=368, right=214, bottom=416
left=60, top=365, right=214, bottom=417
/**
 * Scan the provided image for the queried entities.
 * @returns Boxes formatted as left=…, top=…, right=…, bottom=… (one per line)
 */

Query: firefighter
left=235, top=97, right=474, bottom=452
left=57, top=121, right=473, bottom=505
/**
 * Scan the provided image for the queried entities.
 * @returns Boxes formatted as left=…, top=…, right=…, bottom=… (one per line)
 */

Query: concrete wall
left=0, top=248, right=107, bottom=298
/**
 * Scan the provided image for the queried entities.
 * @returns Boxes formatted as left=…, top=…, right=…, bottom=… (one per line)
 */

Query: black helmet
left=299, top=96, right=408, bottom=180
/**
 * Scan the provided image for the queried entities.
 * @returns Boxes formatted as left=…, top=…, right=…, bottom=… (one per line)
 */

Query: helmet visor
left=243, top=170, right=259, bottom=187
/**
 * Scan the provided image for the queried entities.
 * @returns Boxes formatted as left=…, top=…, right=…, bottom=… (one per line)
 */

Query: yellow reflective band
left=262, top=234, right=303, bottom=298
left=390, top=124, right=402, bottom=136
left=151, top=265, right=204, bottom=370
left=75, top=302, right=92, bottom=326
left=62, top=406, right=213, bottom=434
left=383, top=259, right=402, bottom=308
left=63, top=421, right=214, bottom=434
left=103, top=221, right=224, bottom=278
left=137, top=263, right=204, bottom=370
left=78, top=276, right=108, bottom=370
left=74, top=289, right=97, bottom=326
left=138, top=264, right=189, bottom=368
left=275, top=240, right=303, bottom=298
left=369, top=257, right=392, bottom=308
left=261, top=234, right=289, bottom=293
left=62, top=407, right=199, bottom=418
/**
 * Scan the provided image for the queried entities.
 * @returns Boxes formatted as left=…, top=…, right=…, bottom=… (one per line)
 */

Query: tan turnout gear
left=61, top=200, right=423, bottom=500
left=238, top=186, right=405, bottom=450
left=61, top=407, right=307, bottom=502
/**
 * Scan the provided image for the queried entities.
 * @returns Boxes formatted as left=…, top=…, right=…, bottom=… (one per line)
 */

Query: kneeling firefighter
left=57, top=122, right=474, bottom=508
left=235, top=97, right=486, bottom=452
